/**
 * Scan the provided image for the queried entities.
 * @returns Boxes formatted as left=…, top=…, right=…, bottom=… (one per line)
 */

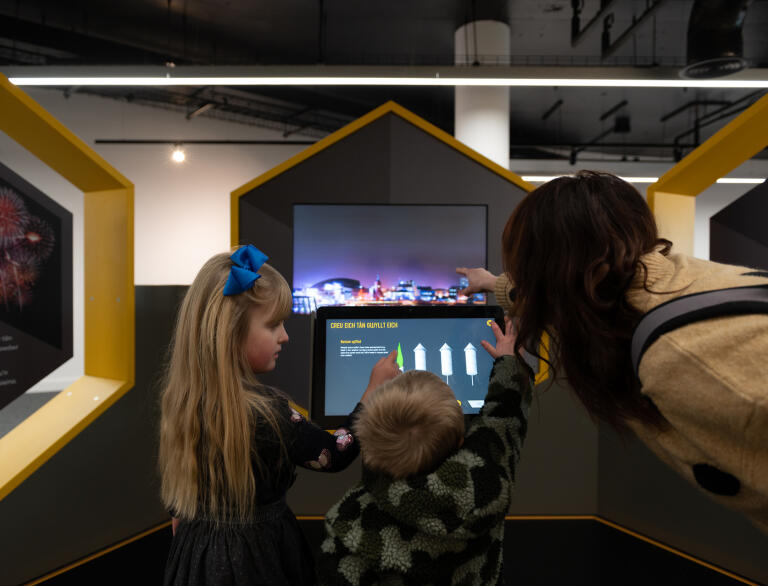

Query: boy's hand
left=481, top=316, right=517, bottom=359
left=360, top=350, right=400, bottom=403
left=455, top=267, right=498, bottom=295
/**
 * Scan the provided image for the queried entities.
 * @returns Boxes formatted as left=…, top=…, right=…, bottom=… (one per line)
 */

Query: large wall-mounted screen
left=292, top=204, right=487, bottom=313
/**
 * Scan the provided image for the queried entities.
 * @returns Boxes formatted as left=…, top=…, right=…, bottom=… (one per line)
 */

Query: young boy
left=318, top=317, right=532, bottom=586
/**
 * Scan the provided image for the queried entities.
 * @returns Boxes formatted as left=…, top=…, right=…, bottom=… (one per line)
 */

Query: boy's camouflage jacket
left=318, top=355, right=533, bottom=586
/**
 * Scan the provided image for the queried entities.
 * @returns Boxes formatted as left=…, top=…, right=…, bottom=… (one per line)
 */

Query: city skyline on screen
left=292, top=204, right=487, bottom=312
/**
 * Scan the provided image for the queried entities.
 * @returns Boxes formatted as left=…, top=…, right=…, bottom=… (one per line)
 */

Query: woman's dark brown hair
left=503, top=170, right=670, bottom=431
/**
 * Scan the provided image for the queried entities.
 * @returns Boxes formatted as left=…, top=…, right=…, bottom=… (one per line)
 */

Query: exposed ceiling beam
left=601, top=0, right=667, bottom=59
left=540, top=99, right=563, bottom=120
left=571, top=0, right=617, bottom=47
left=659, top=100, right=731, bottom=122
left=186, top=102, right=215, bottom=119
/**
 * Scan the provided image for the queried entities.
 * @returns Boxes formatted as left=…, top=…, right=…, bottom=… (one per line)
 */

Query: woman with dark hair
left=457, top=170, right=768, bottom=530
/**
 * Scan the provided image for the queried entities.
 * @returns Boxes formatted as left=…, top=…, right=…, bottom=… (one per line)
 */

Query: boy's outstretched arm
left=462, top=316, right=533, bottom=493
left=481, top=315, right=516, bottom=360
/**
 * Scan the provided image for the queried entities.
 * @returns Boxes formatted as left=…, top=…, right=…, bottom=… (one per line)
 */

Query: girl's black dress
left=163, top=387, right=362, bottom=586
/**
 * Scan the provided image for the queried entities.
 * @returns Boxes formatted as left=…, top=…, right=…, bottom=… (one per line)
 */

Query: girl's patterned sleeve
left=289, top=404, right=363, bottom=472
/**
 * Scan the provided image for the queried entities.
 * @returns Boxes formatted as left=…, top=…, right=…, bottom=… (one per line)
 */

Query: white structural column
left=454, top=20, right=511, bottom=169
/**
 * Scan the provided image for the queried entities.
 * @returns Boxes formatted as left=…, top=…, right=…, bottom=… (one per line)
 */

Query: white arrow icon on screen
left=413, top=343, right=426, bottom=371
left=464, top=342, right=478, bottom=386
left=440, top=343, right=453, bottom=384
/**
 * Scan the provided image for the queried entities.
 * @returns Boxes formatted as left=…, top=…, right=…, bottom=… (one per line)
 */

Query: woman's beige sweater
left=494, top=251, right=768, bottom=530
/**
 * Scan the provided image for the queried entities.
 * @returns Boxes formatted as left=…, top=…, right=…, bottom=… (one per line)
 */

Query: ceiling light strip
left=8, top=76, right=768, bottom=89
left=521, top=176, right=765, bottom=184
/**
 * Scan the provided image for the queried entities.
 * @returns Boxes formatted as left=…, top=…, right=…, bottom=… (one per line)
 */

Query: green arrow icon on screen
left=396, top=342, right=404, bottom=371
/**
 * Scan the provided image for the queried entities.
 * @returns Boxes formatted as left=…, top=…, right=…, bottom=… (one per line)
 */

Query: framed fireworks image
left=0, top=161, right=72, bottom=409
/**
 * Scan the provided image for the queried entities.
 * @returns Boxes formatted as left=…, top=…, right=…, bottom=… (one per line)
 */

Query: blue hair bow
left=223, top=245, right=269, bottom=296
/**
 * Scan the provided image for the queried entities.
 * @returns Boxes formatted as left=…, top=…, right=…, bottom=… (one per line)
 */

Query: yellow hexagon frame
left=648, top=93, right=768, bottom=256
left=0, top=74, right=134, bottom=501
left=230, top=101, right=549, bottom=386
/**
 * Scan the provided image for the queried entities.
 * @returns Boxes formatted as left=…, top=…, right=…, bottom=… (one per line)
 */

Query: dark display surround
left=0, top=161, right=73, bottom=410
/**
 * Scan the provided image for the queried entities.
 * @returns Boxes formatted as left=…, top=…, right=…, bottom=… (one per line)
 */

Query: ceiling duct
left=681, top=0, right=752, bottom=79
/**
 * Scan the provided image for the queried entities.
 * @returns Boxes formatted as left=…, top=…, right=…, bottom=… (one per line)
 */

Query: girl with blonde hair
left=160, top=245, right=399, bottom=585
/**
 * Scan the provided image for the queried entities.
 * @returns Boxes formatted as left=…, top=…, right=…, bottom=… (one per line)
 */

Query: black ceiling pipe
left=681, top=0, right=753, bottom=79
left=456, top=0, right=508, bottom=27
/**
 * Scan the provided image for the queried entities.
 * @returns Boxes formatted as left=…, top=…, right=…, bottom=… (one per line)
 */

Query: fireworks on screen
left=0, top=187, right=56, bottom=311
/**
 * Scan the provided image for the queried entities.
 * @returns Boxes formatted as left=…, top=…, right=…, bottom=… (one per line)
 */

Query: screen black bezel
left=311, top=304, right=505, bottom=428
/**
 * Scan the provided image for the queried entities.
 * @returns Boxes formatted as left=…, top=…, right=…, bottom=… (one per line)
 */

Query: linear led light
left=8, top=76, right=768, bottom=88
left=716, top=177, right=766, bottom=184
left=521, top=176, right=765, bottom=184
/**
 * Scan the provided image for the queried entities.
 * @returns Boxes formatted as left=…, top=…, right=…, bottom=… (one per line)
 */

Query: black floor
left=40, top=519, right=748, bottom=585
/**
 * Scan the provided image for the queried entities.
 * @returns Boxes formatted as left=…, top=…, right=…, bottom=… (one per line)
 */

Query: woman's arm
left=456, top=267, right=498, bottom=294
left=456, top=267, right=516, bottom=314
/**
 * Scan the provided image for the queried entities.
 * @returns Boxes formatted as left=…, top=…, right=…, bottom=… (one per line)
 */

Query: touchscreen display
left=323, top=316, right=499, bottom=416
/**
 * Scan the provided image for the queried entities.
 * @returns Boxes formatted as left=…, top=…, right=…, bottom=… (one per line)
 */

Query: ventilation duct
left=681, top=0, right=752, bottom=79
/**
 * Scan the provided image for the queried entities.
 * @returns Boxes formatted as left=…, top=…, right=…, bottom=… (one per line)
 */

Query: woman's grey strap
left=631, top=285, right=768, bottom=376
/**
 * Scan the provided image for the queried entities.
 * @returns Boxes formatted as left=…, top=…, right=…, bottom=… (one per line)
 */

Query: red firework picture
left=0, top=186, right=56, bottom=311
left=0, top=162, right=72, bottom=409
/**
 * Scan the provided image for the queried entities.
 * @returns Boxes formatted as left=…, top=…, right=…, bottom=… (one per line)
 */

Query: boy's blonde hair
left=159, top=250, right=292, bottom=522
left=355, top=370, right=465, bottom=478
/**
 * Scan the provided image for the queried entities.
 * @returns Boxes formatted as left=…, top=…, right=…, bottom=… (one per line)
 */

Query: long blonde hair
left=159, top=251, right=292, bottom=521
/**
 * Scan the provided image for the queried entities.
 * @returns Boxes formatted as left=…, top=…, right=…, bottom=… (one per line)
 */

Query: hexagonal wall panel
left=710, top=180, right=768, bottom=270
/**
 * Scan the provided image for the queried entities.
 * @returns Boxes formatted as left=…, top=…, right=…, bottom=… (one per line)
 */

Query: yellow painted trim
left=652, top=94, right=768, bottom=197
left=0, top=76, right=130, bottom=192
left=289, top=401, right=309, bottom=419
left=26, top=521, right=171, bottom=585
left=84, top=188, right=135, bottom=380
left=505, top=515, right=758, bottom=584
left=647, top=93, right=768, bottom=255
left=31, top=514, right=755, bottom=585
left=386, top=102, right=535, bottom=193
left=230, top=101, right=533, bottom=245
left=0, top=74, right=134, bottom=501
left=504, top=514, right=595, bottom=520
left=299, top=514, right=757, bottom=583
left=649, top=190, right=697, bottom=256
left=230, top=183, right=240, bottom=248
left=534, top=331, right=550, bottom=386
left=0, top=377, right=132, bottom=500
left=594, top=517, right=757, bottom=585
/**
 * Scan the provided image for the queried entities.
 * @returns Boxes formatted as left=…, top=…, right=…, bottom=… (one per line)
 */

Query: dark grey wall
left=710, top=220, right=768, bottom=271
left=710, top=180, right=768, bottom=270
left=511, top=380, right=598, bottom=514
left=598, top=424, right=768, bottom=583
left=0, top=286, right=184, bottom=585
